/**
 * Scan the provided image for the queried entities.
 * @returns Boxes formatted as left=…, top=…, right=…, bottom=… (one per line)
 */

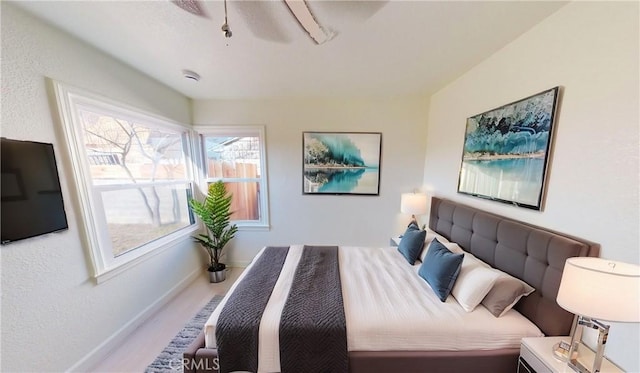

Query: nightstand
left=390, top=236, right=401, bottom=247
left=519, top=337, right=623, bottom=373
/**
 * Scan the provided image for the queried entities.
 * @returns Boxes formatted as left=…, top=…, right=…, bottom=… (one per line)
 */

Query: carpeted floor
left=145, top=295, right=223, bottom=373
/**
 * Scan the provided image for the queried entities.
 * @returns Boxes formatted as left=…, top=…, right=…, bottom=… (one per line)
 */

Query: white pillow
left=433, top=243, right=535, bottom=315
left=451, top=255, right=500, bottom=312
left=443, top=242, right=463, bottom=254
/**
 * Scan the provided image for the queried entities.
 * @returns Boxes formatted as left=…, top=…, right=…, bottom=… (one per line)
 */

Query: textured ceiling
left=12, top=1, right=567, bottom=100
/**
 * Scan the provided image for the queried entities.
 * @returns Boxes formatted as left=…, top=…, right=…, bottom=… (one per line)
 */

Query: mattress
left=205, top=245, right=543, bottom=371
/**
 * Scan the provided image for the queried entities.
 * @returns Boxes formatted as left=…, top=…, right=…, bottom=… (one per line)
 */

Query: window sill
left=236, top=224, right=270, bottom=232
left=93, top=225, right=198, bottom=284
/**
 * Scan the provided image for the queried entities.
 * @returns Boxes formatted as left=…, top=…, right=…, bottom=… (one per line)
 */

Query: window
left=53, top=82, right=196, bottom=281
left=195, top=126, right=269, bottom=229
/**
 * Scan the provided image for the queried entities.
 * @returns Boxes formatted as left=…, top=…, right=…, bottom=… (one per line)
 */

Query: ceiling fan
left=172, top=0, right=386, bottom=45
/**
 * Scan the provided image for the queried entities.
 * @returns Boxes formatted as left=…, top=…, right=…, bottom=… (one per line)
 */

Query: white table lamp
left=556, top=257, right=640, bottom=373
left=400, top=192, right=427, bottom=226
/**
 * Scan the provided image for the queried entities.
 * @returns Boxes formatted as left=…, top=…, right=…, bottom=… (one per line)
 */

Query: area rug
left=145, top=295, right=223, bottom=373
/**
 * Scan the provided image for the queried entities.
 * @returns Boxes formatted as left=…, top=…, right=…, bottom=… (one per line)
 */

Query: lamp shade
left=400, top=193, right=428, bottom=215
left=557, top=257, right=640, bottom=322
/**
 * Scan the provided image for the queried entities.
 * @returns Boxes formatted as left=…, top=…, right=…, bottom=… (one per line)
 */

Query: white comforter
left=205, top=245, right=543, bottom=372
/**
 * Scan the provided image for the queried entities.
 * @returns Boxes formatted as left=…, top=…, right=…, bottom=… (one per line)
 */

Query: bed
left=184, top=197, right=599, bottom=373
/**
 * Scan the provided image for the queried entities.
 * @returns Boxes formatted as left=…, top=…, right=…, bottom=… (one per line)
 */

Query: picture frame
left=457, top=87, right=560, bottom=210
left=303, top=132, right=382, bottom=195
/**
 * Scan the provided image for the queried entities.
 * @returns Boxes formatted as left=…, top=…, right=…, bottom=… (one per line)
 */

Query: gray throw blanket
left=216, top=246, right=290, bottom=373
left=279, top=245, right=348, bottom=373
left=216, top=245, right=348, bottom=373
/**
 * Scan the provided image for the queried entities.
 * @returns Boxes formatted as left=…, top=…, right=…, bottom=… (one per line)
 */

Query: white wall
left=192, top=97, right=429, bottom=265
left=3, top=1, right=637, bottom=371
left=1, top=4, right=202, bottom=372
left=423, top=2, right=639, bottom=371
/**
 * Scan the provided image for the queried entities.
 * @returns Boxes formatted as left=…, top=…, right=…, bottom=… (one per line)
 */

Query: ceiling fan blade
left=309, top=1, right=388, bottom=27
left=234, top=1, right=293, bottom=44
left=284, top=0, right=335, bottom=45
left=172, top=0, right=208, bottom=18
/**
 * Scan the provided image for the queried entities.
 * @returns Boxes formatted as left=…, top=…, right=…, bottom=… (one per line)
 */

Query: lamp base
left=565, top=316, right=610, bottom=373
left=552, top=341, right=571, bottom=362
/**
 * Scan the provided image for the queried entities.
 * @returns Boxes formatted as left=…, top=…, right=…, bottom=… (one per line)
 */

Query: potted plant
left=188, top=180, right=238, bottom=283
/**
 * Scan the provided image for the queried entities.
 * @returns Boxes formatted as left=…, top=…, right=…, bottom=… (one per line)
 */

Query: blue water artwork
left=457, top=87, right=559, bottom=210
left=303, top=132, right=381, bottom=195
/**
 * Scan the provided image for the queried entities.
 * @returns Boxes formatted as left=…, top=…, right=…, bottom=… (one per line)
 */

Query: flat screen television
left=1, top=138, right=68, bottom=244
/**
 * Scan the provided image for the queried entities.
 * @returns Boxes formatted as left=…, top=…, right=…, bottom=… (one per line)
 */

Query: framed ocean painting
left=303, top=132, right=382, bottom=195
left=457, top=87, right=560, bottom=210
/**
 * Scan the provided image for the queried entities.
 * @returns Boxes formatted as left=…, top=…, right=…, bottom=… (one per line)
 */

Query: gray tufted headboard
left=428, top=197, right=600, bottom=336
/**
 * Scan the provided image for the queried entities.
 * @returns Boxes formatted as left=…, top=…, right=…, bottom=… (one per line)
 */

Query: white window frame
left=194, top=125, right=270, bottom=230
left=52, top=81, right=198, bottom=283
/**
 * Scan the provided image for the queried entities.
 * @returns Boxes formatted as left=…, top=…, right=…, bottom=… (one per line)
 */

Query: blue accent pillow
left=418, top=239, right=464, bottom=302
left=397, top=223, right=426, bottom=265
left=406, top=221, right=420, bottom=231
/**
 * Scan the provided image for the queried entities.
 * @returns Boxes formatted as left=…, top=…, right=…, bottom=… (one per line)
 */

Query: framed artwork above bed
left=457, top=87, right=560, bottom=210
left=303, top=132, right=381, bottom=195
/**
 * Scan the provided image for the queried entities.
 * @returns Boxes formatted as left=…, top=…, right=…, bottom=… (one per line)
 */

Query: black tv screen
left=1, top=138, right=68, bottom=244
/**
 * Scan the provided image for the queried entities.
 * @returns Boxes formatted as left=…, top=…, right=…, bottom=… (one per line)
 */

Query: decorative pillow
left=481, top=273, right=535, bottom=317
left=419, top=230, right=450, bottom=262
left=418, top=239, right=464, bottom=302
left=451, top=264, right=500, bottom=312
left=406, top=221, right=420, bottom=231
left=397, top=224, right=426, bottom=265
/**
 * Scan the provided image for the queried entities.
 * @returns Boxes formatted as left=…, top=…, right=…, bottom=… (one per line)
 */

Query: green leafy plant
left=188, top=181, right=238, bottom=272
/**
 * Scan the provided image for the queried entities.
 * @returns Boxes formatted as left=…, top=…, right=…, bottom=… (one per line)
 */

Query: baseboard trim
left=66, top=268, right=201, bottom=372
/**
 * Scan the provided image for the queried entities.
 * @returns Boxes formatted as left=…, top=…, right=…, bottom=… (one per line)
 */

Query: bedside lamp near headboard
left=556, top=257, right=640, bottom=373
left=400, top=192, right=427, bottom=227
